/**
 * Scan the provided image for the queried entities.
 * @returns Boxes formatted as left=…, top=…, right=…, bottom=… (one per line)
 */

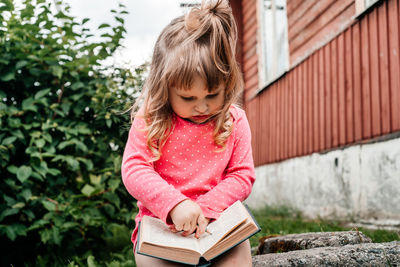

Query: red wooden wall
left=243, top=0, right=400, bottom=166
left=287, top=0, right=356, bottom=66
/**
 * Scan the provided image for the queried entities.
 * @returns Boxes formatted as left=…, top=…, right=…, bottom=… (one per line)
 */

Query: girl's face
left=168, top=75, right=225, bottom=124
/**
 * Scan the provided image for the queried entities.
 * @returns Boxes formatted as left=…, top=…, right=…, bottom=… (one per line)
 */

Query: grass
left=249, top=205, right=400, bottom=249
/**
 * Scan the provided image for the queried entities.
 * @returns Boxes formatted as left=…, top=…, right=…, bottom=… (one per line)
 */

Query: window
left=258, top=0, right=289, bottom=88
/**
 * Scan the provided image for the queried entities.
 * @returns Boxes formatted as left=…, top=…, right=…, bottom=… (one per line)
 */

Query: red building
left=230, top=0, right=400, bottom=223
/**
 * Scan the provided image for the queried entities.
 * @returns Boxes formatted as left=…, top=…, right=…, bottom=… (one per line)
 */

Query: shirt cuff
left=160, top=195, right=190, bottom=225
left=199, top=205, right=221, bottom=220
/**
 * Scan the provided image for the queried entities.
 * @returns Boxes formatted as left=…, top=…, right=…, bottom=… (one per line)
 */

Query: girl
left=121, top=0, right=255, bottom=266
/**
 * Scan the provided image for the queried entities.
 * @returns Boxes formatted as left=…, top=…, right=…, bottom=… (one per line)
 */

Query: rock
left=257, top=231, right=372, bottom=254
left=252, top=241, right=400, bottom=267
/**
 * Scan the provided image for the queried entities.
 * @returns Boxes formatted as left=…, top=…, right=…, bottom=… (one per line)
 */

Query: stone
left=257, top=231, right=372, bottom=254
left=252, top=241, right=400, bottom=267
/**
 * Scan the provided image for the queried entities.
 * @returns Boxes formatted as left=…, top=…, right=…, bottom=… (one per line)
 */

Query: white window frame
left=257, top=0, right=289, bottom=90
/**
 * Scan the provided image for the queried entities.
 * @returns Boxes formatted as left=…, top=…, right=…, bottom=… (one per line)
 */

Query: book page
left=140, top=216, right=202, bottom=252
left=197, top=201, right=249, bottom=254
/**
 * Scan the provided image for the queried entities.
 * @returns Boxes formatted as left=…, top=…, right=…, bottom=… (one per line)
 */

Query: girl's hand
left=169, top=200, right=209, bottom=238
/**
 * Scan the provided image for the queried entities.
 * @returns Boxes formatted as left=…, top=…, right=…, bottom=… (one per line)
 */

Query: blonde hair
left=132, top=0, right=243, bottom=161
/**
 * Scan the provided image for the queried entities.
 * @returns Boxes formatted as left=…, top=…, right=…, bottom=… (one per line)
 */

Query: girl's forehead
left=173, top=75, right=224, bottom=92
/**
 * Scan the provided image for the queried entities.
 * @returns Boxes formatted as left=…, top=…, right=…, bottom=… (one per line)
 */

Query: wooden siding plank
left=298, top=65, right=304, bottom=155
left=318, top=49, right=326, bottom=151
left=345, top=28, right=355, bottom=143
left=244, top=64, right=258, bottom=82
left=360, top=15, right=372, bottom=139
left=307, top=56, right=313, bottom=154
left=288, top=0, right=318, bottom=30
left=377, top=1, right=391, bottom=135
left=243, top=32, right=257, bottom=53
left=243, top=52, right=258, bottom=71
left=289, top=0, right=336, bottom=41
left=280, top=79, right=284, bottom=161
left=313, top=53, right=320, bottom=152
left=290, top=3, right=355, bottom=66
left=352, top=22, right=363, bottom=141
left=285, top=75, right=290, bottom=159
left=243, top=10, right=257, bottom=32
left=242, top=0, right=256, bottom=18
left=331, top=38, right=339, bottom=147
left=338, top=33, right=346, bottom=146
left=324, top=43, right=332, bottom=148
left=243, top=21, right=257, bottom=45
left=388, top=0, right=400, bottom=131
left=243, top=45, right=257, bottom=60
left=288, top=71, right=294, bottom=158
left=290, top=0, right=354, bottom=54
left=259, top=91, right=266, bottom=164
left=268, top=88, right=273, bottom=162
left=272, top=85, right=278, bottom=162
left=293, top=68, right=299, bottom=156
left=369, top=8, right=382, bottom=137
left=303, top=61, right=308, bottom=155
left=243, top=2, right=256, bottom=22
left=287, top=0, right=307, bottom=18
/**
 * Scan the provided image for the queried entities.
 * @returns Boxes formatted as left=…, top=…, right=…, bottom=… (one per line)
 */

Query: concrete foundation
left=246, top=137, right=400, bottom=225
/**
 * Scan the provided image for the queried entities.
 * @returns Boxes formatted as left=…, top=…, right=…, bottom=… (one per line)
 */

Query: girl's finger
left=195, top=214, right=208, bottom=238
left=169, top=225, right=179, bottom=233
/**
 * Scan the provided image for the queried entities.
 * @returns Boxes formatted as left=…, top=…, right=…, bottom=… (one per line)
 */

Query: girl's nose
left=195, top=100, right=208, bottom=114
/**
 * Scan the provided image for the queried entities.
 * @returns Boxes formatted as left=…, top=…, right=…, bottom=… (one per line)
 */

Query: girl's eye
left=206, top=93, right=219, bottom=99
left=181, top=96, right=195, bottom=101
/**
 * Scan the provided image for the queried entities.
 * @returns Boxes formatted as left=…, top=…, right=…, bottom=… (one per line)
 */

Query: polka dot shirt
left=121, top=105, right=255, bottom=247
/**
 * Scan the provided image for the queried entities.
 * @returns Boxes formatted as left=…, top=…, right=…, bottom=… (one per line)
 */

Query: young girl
left=121, top=1, right=255, bottom=266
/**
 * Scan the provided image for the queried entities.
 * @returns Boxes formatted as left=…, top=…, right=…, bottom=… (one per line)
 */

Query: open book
left=136, top=201, right=260, bottom=266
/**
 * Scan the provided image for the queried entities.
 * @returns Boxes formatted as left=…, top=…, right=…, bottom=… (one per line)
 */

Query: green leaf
left=2, top=136, right=16, bottom=146
left=90, top=174, right=101, bottom=185
left=0, top=90, right=6, bottom=99
left=0, top=209, right=19, bottom=222
left=22, top=97, right=38, bottom=112
left=50, top=66, right=63, bottom=79
left=52, top=226, right=62, bottom=245
left=2, top=224, right=26, bottom=241
left=47, top=168, right=61, bottom=176
left=12, top=202, right=25, bottom=209
left=16, top=60, right=29, bottom=69
left=82, top=18, right=90, bottom=25
left=0, top=70, right=15, bottom=82
left=98, top=23, right=110, bottom=29
left=21, top=189, right=32, bottom=201
left=34, top=88, right=51, bottom=99
left=41, top=200, right=56, bottom=211
left=35, top=139, right=46, bottom=148
left=81, top=184, right=95, bottom=196
left=17, top=166, right=32, bottom=183
left=87, top=255, right=98, bottom=267
left=71, top=81, right=84, bottom=90
left=7, top=165, right=18, bottom=174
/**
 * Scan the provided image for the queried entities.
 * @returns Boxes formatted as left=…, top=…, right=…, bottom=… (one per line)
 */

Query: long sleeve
left=121, top=116, right=188, bottom=224
left=196, top=108, right=256, bottom=219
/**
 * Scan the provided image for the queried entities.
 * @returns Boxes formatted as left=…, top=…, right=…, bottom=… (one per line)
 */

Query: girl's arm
left=121, top=117, right=188, bottom=224
left=196, top=109, right=256, bottom=219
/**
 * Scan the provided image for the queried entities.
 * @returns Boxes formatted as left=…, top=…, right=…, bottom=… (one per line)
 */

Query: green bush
left=0, top=0, right=142, bottom=265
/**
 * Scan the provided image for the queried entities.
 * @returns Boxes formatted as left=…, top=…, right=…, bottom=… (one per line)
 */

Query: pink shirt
left=121, top=105, right=255, bottom=247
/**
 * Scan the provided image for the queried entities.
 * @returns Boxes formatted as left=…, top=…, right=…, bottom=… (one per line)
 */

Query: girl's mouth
left=191, top=115, right=210, bottom=122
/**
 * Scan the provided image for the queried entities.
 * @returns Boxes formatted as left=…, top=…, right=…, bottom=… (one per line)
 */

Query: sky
left=66, top=0, right=190, bottom=67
